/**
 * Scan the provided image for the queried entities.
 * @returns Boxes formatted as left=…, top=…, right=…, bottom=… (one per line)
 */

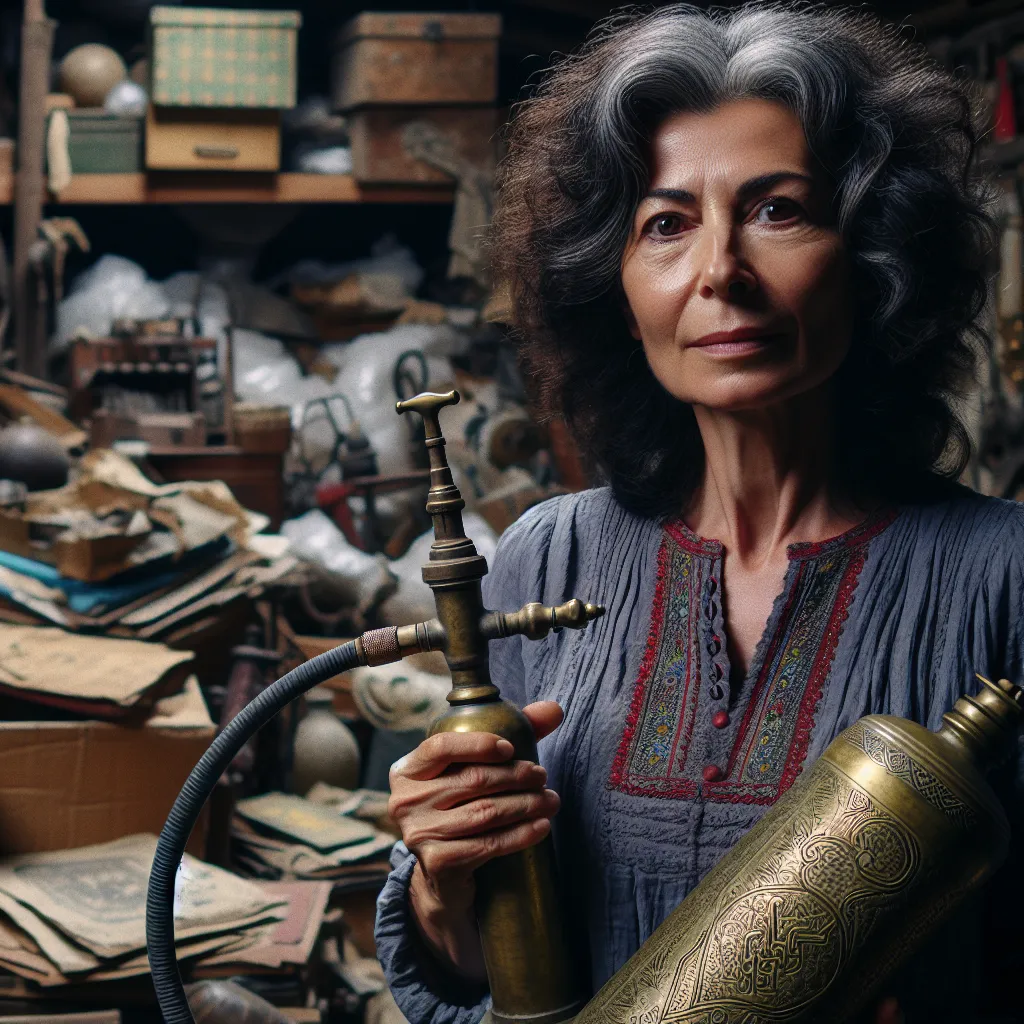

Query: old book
left=234, top=793, right=377, bottom=853
left=0, top=835, right=285, bottom=962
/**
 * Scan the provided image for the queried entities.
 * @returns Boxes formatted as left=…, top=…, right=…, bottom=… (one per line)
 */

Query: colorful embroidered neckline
left=608, top=510, right=894, bottom=805
left=663, top=507, right=900, bottom=562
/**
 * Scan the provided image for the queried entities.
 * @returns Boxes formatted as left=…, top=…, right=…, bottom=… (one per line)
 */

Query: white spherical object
left=104, top=79, right=147, bottom=117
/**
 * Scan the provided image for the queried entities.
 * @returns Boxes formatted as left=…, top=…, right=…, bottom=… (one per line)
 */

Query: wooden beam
left=0, top=172, right=455, bottom=205
left=12, top=0, right=55, bottom=376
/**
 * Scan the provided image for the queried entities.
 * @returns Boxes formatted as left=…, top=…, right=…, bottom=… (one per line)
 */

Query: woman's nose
left=695, top=223, right=757, bottom=301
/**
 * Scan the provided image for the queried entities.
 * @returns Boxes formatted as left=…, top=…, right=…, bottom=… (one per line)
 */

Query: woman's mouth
left=687, top=327, right=788, bottom=356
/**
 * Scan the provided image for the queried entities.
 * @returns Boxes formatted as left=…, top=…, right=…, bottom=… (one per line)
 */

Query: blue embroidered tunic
left=375, top=485, right=1024, bottom=1024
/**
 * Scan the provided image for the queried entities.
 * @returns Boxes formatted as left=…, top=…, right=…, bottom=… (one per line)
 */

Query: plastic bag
left=281, top=509, right=395, bottom=614
left=270, top=234, right=425, bottom=298
left=53, top=255, right=170, bottom=352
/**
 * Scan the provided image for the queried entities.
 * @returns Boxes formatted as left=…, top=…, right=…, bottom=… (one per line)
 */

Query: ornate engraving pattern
left=579, top=763, right=928, bottom=1024
left=843, top=722, right=976, bottom=828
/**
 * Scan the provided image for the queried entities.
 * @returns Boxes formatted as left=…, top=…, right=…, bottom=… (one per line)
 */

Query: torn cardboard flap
left=0, top=625, right=193, bottom=710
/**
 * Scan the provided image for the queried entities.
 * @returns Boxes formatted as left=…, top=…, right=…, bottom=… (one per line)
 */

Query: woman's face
left=620, top=98, right=852, bottom=413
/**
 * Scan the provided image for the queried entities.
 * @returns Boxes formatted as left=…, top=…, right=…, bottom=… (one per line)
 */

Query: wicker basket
left=233, top=403, right=291, bottom=454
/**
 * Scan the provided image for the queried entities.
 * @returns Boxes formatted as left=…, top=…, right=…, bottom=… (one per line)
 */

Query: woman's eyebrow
left=643, top=171, right=814, bottom=205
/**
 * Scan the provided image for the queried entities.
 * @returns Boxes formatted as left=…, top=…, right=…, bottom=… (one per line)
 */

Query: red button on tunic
left=702, top=765, right=723, bottom=783
left=711, top=711, right=729, bottom=729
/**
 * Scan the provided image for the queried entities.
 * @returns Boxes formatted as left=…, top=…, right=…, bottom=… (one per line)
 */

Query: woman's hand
left=388, top=701, right=564, bottom=982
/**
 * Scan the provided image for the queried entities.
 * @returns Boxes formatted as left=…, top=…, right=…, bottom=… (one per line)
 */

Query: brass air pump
left=375, top=390, right=601, bottom=1024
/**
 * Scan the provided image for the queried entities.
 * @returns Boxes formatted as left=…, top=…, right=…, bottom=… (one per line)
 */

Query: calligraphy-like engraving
left=579, top=762, right=926, bottom=1023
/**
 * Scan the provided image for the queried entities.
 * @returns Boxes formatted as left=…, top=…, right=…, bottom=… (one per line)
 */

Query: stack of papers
left=0, top=449, right=300, bottom=642
left=191, top=879, right=332, bottom=978
left=231, top=793, right=395, bottom=889
left=0, top=835, right=287, bottom=987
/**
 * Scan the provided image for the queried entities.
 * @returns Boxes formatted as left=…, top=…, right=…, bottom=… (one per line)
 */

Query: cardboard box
left=0, top=678, right=214, bottom=857
left=145, top=105, right=282, bottom=171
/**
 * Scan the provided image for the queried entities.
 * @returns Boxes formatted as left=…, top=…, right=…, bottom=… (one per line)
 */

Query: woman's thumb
left=522, top=701, right=564, bottom=741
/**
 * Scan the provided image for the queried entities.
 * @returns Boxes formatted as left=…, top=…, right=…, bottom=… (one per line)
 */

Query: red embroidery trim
left=663, top=519, right=722, bottom=558
left=609, top=512, right=880, bottom=804
left=788, top=509, right=898, bottom=560
left=607, top=534, right=671, bottom=791
left=777, top=544, right=867, bottom=796
left=722, top=561, right=806, bottom=781
left=664, top=508, right=899, bottom=562
left=704, top=547, right=870, bottom=805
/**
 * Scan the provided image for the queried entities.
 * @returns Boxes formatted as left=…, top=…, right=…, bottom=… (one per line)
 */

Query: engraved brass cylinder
left=573, top=677, right=1024, bottom=1024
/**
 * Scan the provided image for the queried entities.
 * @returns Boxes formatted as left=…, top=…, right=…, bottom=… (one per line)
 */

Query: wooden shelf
left=0, top=172, right=455, bottom=206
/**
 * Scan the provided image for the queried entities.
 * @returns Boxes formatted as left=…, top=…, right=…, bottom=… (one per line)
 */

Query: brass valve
left=482, top=599, right=605, bottom=641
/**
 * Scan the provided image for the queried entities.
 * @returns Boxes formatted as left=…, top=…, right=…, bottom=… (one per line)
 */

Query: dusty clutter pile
left=0, top=445, right=293, bottom=643
left=0, top=221, right=589, bottom=1020
left=0, top=833, right=400, bottom=1023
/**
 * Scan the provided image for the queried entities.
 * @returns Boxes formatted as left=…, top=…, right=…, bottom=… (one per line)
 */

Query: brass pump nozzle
left=371, top=390, right=600, bottom=1024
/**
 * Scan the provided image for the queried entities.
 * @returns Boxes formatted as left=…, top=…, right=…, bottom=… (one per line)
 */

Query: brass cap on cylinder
left=937, top=675, right=1024, bottom=768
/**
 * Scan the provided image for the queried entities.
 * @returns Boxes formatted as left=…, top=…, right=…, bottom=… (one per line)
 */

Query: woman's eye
left=645, top=213, right=686, bottom=238
left=754, top=198, right=802, bottom=224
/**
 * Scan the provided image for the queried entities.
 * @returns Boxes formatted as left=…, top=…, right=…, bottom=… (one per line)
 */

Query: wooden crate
left=145, top=105, right=281, bottom=171
left=332, top=12, right=501, bottom=109
left=347, top=105, right=498, bottom=184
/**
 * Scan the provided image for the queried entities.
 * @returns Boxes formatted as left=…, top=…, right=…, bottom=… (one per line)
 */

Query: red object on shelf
left=994, top=57, right=1017, bottom=143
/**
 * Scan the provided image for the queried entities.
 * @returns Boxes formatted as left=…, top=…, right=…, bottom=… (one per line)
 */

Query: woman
left=376, top=5, right=1022, bottom=1023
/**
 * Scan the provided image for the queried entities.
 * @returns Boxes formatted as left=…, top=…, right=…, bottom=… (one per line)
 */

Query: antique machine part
left=146, top=389, right=604, bottom=1024
left=573, top=676, right=1024, bottom=1024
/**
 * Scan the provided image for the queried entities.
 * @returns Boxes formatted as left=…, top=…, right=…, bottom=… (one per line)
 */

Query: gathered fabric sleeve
left=374, top=500, right=562, bottom=1024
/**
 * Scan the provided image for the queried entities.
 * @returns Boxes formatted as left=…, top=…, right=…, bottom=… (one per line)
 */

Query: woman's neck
left=686, top=387, right=866, bottom=566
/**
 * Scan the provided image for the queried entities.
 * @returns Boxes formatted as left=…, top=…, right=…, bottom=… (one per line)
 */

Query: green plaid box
left=149, top=6, right=301, bottom=109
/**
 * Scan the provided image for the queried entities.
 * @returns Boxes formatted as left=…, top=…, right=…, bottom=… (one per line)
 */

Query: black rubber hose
left=146, top=640, right=362, bottom=1024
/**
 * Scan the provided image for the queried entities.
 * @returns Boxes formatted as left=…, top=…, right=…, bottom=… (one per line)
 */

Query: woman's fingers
left=436, top=760, right=548, bottom=809
left=405, top=788, right=561, bottom=846
left=390, top=730, right=514, bottom=784
left=522, top=701, right=564, bottom=741
left=389, top=761, right=548, bottom=822
left=418, top=817, right=553, bottom=878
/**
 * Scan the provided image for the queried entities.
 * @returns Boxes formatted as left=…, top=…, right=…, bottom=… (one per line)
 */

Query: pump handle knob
left=396, top=390, right=461, bottom=441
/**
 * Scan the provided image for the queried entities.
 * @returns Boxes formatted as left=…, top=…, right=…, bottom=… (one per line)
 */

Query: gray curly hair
left=492, top=3, right=996, bottom=518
